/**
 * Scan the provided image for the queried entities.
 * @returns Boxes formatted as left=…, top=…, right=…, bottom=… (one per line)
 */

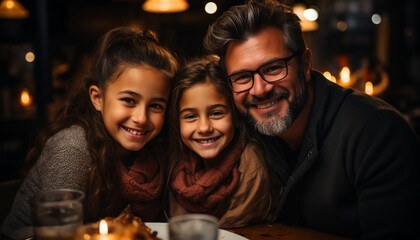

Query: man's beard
left=242, top=72, right=308, bottom=136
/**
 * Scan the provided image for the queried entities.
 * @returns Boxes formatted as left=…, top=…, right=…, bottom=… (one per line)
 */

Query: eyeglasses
left=226, top=53, right=298, bottom=93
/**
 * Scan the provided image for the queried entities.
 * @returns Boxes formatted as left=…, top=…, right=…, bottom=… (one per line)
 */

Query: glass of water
left=168, top=214, right=219, bottom=240
left=32, top=189, right=85, bottom=240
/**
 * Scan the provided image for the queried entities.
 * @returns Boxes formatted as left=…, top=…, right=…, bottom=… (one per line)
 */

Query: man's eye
left=231, top=73, right=252, bottom=84
left=262, top=62, right=285, bottom=75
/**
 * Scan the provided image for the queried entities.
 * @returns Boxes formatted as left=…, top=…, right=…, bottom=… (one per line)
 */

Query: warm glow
left=323, top=71, right=337, bottom=83
left=337, top=21, right=348, bottom=31
left=340, top=67, right=350, bottom=85
left=365, top=81, right=373, bottom=95
left=99, top=220, right=108, bottom=234
left=205, top=2, right=217, bottom=14
left=303, top=8, right=318, bottom=21
left=293, top=3, right=318, bottom=31
left=25, top=51, right=35, bottom=62
left=5, top=0, right=14, bottom=9
left=20, top=90, right=32, bottom=106
left=0, top=0, right=29, bottom=19
left=142, top=0, right=188, bottom=13
left=323, top=71, right=332, bottom=80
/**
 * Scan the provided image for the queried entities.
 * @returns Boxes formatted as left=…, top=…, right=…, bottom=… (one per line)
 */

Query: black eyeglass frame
left=226, top=52, right=298, bottom=93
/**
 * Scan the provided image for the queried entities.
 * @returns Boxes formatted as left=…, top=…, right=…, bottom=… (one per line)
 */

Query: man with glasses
left=204, top=0, right=420, bottom=239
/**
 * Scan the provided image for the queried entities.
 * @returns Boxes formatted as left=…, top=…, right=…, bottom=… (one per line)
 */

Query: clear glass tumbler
left=32, top=188, right=85, bottom=240
left=168, top=214, right=219, bottom=240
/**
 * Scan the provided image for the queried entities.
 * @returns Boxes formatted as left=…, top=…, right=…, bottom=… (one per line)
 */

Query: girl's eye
left=150, top=103, right=165, bottom=113
left=183, top=114, right=197, bottom=120
left=150, top=103, right=164, bottom=110
left=210, top=111, right=224, bottom=118
left=121, top=98, right=135, bottom=104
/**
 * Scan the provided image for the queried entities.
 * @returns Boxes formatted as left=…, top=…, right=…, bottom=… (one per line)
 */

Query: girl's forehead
left=106, top=65, right=170, bottom=97
left=180, top=82, right=229, bottom=104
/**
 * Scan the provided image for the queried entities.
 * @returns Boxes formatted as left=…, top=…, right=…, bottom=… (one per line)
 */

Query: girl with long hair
left=166, top=55, right=281, bottom=228
left=2, top=26, right=178, bottom=233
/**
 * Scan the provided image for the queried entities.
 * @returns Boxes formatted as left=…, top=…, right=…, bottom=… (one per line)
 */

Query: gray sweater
left=1, top=125, right=91, bottom=233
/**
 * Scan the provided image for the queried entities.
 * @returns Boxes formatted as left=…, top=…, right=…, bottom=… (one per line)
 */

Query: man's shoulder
left=313, top=71, right=403, bottom=124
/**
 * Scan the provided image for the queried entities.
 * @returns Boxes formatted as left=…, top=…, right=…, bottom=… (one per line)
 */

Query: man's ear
left=302, top=48, right=312, bottom=82
left=89, top=85, right=103, bottom=111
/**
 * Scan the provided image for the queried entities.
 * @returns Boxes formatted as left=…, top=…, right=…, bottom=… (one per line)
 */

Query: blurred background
left=1, top=0, right=419, bottom=182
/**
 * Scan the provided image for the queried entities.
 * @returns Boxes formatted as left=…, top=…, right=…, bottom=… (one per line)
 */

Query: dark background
left=1, top=0, right=419, bottom=182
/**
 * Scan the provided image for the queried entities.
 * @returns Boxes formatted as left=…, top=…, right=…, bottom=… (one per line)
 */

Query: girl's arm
left=1, top=126, right=91, bottom=233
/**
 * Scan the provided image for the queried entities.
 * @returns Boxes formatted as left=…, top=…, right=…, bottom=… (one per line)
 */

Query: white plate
left=145, top=222, right=249, bottom=240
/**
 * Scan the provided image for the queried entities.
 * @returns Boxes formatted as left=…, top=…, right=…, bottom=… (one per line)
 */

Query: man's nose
left=249, top=73, right=273, bottom=97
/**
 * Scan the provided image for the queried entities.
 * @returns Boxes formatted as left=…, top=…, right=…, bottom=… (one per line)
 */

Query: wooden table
left=226, top=223, right=355, bottom=240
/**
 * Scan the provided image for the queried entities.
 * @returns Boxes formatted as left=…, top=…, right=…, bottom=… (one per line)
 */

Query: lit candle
left=75, top=220, right=124, bottom=240
left=323, top=71, right=332, bottom=80
left=365, top=81, right=373, bottom=95
left=340, top=67, right=351, bottom=86
left=99, top=220, right=108, bottom=240
left=323, top=71, right=337, bottom=83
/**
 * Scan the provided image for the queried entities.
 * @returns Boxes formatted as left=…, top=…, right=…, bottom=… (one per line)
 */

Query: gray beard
left=245, top=74, right=308, bottom=136
left=252, top=107, right=294, bottom=136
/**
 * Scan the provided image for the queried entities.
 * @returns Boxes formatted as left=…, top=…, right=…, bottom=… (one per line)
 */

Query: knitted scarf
left=118, top=146, right=164, bottom=221
left=171, top=138, right=244, bottom=213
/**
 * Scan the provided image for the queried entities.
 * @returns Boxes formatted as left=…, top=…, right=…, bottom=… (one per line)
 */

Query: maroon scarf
left=171, top=138, right=244, bottom=213
left=118, top=146, right=164, bottom=221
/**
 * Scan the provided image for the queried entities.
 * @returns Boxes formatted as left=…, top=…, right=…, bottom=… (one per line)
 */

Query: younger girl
left=167, top=55, right=281, bottom=228
left=2, top=26, right=178, bottom=233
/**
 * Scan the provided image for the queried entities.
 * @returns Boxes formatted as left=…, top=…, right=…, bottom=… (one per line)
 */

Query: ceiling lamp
left=0, top=0, right=29, bottom=19
left=142, top=0, right=189, bottom=13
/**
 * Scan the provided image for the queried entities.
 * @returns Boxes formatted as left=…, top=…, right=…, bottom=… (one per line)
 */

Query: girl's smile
left=122, top=126, right=148, bottom=137
left=194, top=136, right=222, bottom=145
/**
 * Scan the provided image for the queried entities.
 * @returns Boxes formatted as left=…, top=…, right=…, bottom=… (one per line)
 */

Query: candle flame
left=323, top=71, right=337, bottom=83
left=365, top=81, right=373, bottom=95
left=99, top=220, right=108, bottom=234
left=20, top=90, right=32, bottom=106
left=340, top=67, right=350, bottom=84
left=323, top=71, right=332, bottom=80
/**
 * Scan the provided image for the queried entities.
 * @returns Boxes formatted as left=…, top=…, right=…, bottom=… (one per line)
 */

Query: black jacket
left=266, top=71, right=420, bottom=239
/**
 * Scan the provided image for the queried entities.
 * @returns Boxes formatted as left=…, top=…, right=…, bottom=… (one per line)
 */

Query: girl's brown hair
left=167, top=55, right=248, bottom=178
left=25, top=26, right=178, bottom=220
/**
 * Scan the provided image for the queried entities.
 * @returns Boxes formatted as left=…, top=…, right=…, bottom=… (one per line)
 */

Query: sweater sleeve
left=218, top=144, right=278, bottom=228
left=352, top=110, right=420, bottom=239
left=1, top=126, right=91, bottom=233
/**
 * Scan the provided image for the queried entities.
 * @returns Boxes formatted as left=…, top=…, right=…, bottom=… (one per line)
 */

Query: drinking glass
left=168, top=214, right=219, bottom=240
left=33, top=189, right=85, bottom=240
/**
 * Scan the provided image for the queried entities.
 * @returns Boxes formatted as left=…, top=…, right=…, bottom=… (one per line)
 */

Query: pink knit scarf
left=118, top=146, right=164, bottom=221
left=171, top=138, right=244, bottom=213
